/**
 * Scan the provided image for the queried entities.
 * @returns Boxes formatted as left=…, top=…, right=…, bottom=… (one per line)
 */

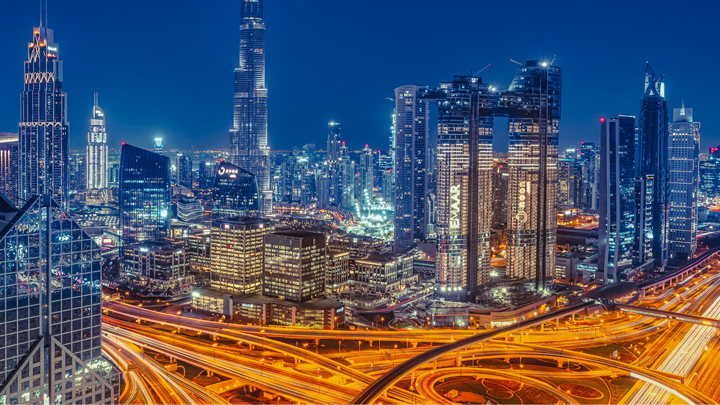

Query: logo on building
left=450, top=184, right=461, bottom=229
left=516, top=181, right=528, bottom=224
left=218, top=166, right=239, bottom=176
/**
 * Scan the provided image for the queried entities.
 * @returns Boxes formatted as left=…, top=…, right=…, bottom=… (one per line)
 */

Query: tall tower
left=393, top=85, right=429, bottom=252
left=18, top=25, right=69, bottom=210
left=87, top=93, right=108, bottom=189
left=326, top=122, right=342, bottom=204
left=599, top=116, right=636, bottom=283
left=667, top=103, right=700, bottom=260
left=635, top=63, right=669, bottom=269
left=230, top=0, right=271, bottom=216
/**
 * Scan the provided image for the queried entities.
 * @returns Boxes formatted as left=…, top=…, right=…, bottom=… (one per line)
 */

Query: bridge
left=638, top=247, right=720, bottom=296
left=616, top=304, right=720, bottom=328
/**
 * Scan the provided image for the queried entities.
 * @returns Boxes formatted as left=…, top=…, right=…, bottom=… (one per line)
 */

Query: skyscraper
left=119, top=143, right=171, bottom=245
left=599, top=116, right=636, bottom=283
left=19, top=25, right=69, bottom=210
left=435, top=76, right=493, bottom=297
left=393, top=85, right=429, bottom=251
left=212, top=161, right=259, bottom=220
left=0, top=194, right=120, bottom=404
left=230, top=0, right=271, bottom=216
left=635, top=63, right=669, bottom=270
left=558, top=156, right=583, bottom=209
left=263, top=231, right=326, bottom=302
left=87, top=93, right=108, bottom=190
left=359, top=144, right=374, bottom=206
left=326, top=122, right=342, bottom=205
left=667, top=104, right=700, bottom=260
left=0, top=133, right=19, bottom=205
left=580, top=142, right=599, bottom=211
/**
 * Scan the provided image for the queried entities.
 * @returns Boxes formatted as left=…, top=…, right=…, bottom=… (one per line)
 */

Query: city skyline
left=1, top=0, right=718, bottom=152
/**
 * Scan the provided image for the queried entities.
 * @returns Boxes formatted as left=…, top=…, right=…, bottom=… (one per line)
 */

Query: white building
left=87, top=93, right=108, bottom=189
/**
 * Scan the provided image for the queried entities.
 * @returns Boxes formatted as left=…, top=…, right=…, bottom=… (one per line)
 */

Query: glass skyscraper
left=0, top=134, right=19, bottom=206
left=18, top=26, right=69, bottom=211
left=667, top=104, right=700, bottom=260
left=86, top=93, right=108, bottom=190
left=212, top=161, right=259, bottom=220
left=580, top=142, right=599, bottom=211
left=635, top=63, right=669, bottom=270
left=229, top=0, right=271, bottom=216
left=393, top=85, right=429, bottom=252
left=0, top=194, right=119, bottom=404
left=599, top=116, right=636, bottom=283
left=119, top=144, right=171, bottom=245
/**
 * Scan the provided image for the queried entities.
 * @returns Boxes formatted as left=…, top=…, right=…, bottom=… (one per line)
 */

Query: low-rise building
left=123, top=239, right=192, bottom=289
left=351, top=251, right=418, bottom=293
left=326, top=250, right=350, bottom=294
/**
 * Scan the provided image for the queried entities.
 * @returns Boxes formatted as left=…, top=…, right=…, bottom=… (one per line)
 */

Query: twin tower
left=394, top=60, right=562, bottom=300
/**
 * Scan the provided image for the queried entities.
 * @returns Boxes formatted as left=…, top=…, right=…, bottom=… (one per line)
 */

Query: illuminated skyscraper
left=119, top=144, right=171, bottom=244
left=580, top=142, right=599, bottom=211
left=211, top=217, right=273, bottom=293
left=393, top=85, right=429, bottom=251
left=668, top=104, right=700, bottom=260
left=635, top=63, right=669, bottom=269
left=18, top=25, right=69, bottom=210
left=230, top=0, right=271, bottom=216
left=599, top=116, right=636, bottom=283
left=359, top=144, right=374, bottom=206
left=0, top=133, right=19, bottom=205
left=263, top=231, right=326, bottom=302
left=213, top=161, right=260, bottom=220
left=326, top=122, right=342, bottom=204
left=87, top=93, right=108, bottom=190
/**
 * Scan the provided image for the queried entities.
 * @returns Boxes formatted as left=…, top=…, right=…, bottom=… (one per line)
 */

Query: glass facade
left=580, top=142, right=599, bottom=211
left=212, top=161, right=259, bottom=220
left=86, top=94, right=108, bottom=190
left=230, top=0, right=271, bottom=216
left=0, top=135, right=19, bottom=207
left=667, top=106, right=700, bottom=260
left=393, top=85, right=429, bottom=251
left=263, top=231, right=325, bottom=302
left=599, top=116, right=636, bottom=283
left=19, top=27, right=69, bottom=211
left=119, top=144, right=171, bottom=245
left=210, top=217, right=273, bottom=293
left=0, top=195, right=119, bottom=405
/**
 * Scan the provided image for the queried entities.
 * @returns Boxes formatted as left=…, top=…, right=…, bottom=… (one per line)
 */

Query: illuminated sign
left=47, top=46, right=58, bottom=52
left=449, top=184, right=461, bottom=229
left=242, top=303, right=254, bottom=308
left=218, top=166, right=239, bottom=176
left=336, top=307, right=344, bottom=313
left=516, top=181, right=528, bottom=225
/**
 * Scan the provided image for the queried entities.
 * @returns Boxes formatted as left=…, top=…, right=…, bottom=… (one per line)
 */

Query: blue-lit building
left=119, top=143, right=171, bottom=245
left=635, top=63, right=669, bottom=269
left=599, top=116, right=636, bottom=283
left=18, top=26, right=69, bottom=211
left=0, top=194, right=120, bottom=404
left=213, top=161, right=259, bottom=220
left=700, top=147, right=720, bottom=202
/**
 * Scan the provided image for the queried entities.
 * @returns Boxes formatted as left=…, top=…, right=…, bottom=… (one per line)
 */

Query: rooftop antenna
left=39, top=0, right=42, bottom=27
left=45, top=0, right=48, bottom=28
left=94, top=92, right=99, bottom=107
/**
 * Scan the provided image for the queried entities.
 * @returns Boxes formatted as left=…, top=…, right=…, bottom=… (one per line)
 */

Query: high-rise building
left=0, top=194, right=120, bottom=404
left=435, top=76, right=493, bottom=297
left=635, top=63, right=669, bottom=269
left=580, top=142, right=599, bottom=211
left=210, top=217, right=273, bottom=293
left=599, top=116, right=636, bottom=283
left=198, top=161, right=214, bottom=189
left=393, top=85, right=429, bottom=251
left=667, top=104, right=700, bottom=260
left=327, top=122, right=342, bottom=162
left=492, top=161, right=509, bottom=229
left=177, top=154, right=193, bottom=188
left=359, top=144, right=374, bottom=206
left=263, top=231, right=326, bottom=302
left=87, top=93, right=108, bottom=190
left=229, top=0, right=271, bottom=216
left=0, top=133, right=19, bottom=205
left=212, top=161, right=259, bottom=220
left=19, top=26, right=69, bottom=210
left=70, top=153, right=86, bottom=194
left=558, top=156, right=583, bottom=209
left=326, top=122, right=342, bottom=205
left=339, top=155, right=355, bottom=210
left=700, top=147, right=720, bottom=202
left=123, top=239, right=188, bottom=288
left=119, top=143, right=171, bottom=244
left=381, top=169, right=393, bottom=204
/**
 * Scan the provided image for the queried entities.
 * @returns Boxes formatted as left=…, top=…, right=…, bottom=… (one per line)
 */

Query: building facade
left=667, top=105, right=700, bottom=260
left=0, top=134, right=19, bottom=206
left=580, top=142, right=599, bottom=211
left=393, top=85, right=429, bottom=251
left=599, top=116, right=636, bottom=283
left=352, top=252, right=417, bottom=293
left=119, top=144, right=171, bottom=245
left=19, top=26, right=69, bottom=211
left=212, top=161, right=259, bottom=220
left=86, top=93, right=108, bottom=190
left=123, top=239, right=189, bottom=288
left=229, top=0, right=271, bottom=216
left=326, top=250, right=350, bottom=294
left=210, top=217, right=273, bottom=293
left=0, top=195, right=120, bottom=404
left=263, top=231, right=325, bottom=302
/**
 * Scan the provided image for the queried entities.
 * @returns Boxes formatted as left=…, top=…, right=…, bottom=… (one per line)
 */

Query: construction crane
left=508, top=57, right=523, bottom=66
left=473, top=63, right=492, bottom=77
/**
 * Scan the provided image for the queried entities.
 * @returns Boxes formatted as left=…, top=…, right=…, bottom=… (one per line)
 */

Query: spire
left=681, top=97, right=685, bottom=116
left=94, top=92, right=98, bottom=107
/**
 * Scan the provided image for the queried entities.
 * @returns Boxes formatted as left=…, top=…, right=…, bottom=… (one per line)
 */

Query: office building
left=123, top=239, right=190, bottom=288
left=352, top=252, right=418, bottom=294
left=0, top=194, right=120, bottom=404
left=599, top=116, right=636, bottom=283
left=19, top=26, right=69, bottom=211
left=339, top=155, right=355, bottom=210
left=359, top=144, right=374, bottom=206
left=492, top=161, right=509, bottom=229
left=434, top=76, right=493, bottom=297
left=212, top=161, right=259, bottom=220
left=229, top=0, right=271, bottom=216
left=580, top=142, right=599, bottom=211
left=119, top=143, right=171, bottom=244
left=177, top=197, right=204, bottom=222
left=187, top=228, right=212, bottom=274
left=393, top=85, right=429, bottom=251
left=700, top=147, right=720, bottom=202
left=635, top=63, right=669, bottom=269
left=558, top=156, right=583, bottom=209
left=263, top=231, right=326, bottom=302
left=326, top=250, right=351, bottom=294
left=0, top=133, right=19, bottom=205
left=70, top=153, right=87, bottom=194
left=326, top=122, right=342, bottom=205
left=667, top=104, right=700, bottom=260
left=210, top=217, right=273, bottom=293
left=87, top=93, right=108, bottom=190
left=381, top=169, right=393, bottom=204
left=177, top=154, right=192, bottom=188
left=198, top=161, right=214, bottom=189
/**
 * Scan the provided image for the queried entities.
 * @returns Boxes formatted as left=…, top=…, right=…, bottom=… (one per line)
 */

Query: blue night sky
left=0, top=0, right=718, bottom=153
